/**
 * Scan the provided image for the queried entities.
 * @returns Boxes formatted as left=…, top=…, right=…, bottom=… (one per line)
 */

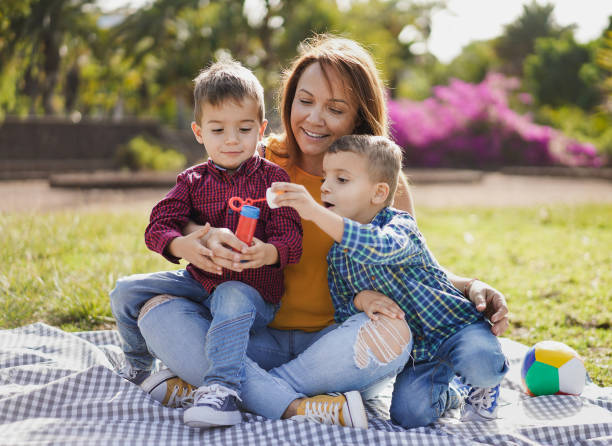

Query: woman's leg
left=140, top=299, right=412, bottom=421
left=109, top=270, right=208, bottom=370
left=241, top=313, right=413, bottom=419
left=138, top=296, right=305, bottom=418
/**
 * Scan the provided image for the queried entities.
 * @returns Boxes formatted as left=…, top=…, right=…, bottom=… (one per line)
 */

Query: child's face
left=321, top=151, right=381, bottom=224
left=191, top=98, right=267, bottom=170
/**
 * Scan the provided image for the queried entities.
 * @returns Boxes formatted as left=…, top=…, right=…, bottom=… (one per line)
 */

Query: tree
left=524, top=35, right=602, bottom=109
left=596, top=19, right=612, bottom=111
left=495, top=1, right=571, bottom=76
left=445, top=40, right=500, bottom=84
left=0, top=0, right=99, bottom=115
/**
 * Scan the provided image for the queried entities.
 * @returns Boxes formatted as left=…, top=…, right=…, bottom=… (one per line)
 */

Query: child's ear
left=258, top=119, right=268, bottom=139
left=371, top=182, right=390, bottom=205
left=191, top=121, right=204, bottom=144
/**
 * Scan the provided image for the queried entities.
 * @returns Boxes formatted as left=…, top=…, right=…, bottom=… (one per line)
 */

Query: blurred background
left=1, top=0, right=611, bottom=176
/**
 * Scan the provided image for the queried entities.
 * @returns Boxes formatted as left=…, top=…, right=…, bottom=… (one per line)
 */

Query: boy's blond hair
left=327, top=135, right=403, bottom=206
left=193, top=60, right=265, bottom=124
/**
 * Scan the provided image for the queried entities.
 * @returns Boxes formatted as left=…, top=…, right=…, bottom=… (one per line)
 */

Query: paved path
left=1, top=172, right=611, bottom=213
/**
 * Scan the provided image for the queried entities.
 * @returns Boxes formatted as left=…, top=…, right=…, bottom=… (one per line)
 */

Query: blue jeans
left=109, top=270, right=276, bottom=393
left=138, top=297, right=413, bottom=419
left=390, top=321, right=509, bottom=428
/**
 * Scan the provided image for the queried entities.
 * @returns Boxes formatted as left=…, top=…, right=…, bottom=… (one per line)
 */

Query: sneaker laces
left=295, top=399, right=342, bottom=425
left=466, top=387, right=496, bottom=411
left=167, top=383, right=197, bottom=408
left=193, top=384, right=240, bottom=409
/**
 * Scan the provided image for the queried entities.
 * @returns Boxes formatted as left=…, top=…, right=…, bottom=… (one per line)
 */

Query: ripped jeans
left=137, top=295, right=413, bottom=419
left=109, top=270, right=276, bottom=393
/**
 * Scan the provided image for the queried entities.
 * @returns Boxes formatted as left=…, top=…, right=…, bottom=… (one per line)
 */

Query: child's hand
left=271, top=182, right=322, bottom=221
left=232, top=238, right=278, bottom=271
left=168, top=224, right=222, bottom=275
left=354, top=290, right=405, bottom=321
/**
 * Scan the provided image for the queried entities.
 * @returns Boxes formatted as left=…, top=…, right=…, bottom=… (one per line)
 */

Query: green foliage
left=537, top=106, right=612, bottom=159
left=597, top=30, right=612, bottom=105
left=524, top=35, right=603, bottom=109
left=0, top=204, right=610, bottom=385
left=115, top=135, right=186, bottom=171
left=494, top=1, right=570, bottom=75
left=1, top=0, right=443, bottom=123
left=444, top=40, right=500, bottom=84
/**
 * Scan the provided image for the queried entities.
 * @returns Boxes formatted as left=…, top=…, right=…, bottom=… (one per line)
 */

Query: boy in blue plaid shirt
left=271, top=134, right=508, bottom=428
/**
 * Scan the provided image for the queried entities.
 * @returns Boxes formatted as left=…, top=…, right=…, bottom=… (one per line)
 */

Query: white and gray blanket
left=1, top=323, right=610, bottom=445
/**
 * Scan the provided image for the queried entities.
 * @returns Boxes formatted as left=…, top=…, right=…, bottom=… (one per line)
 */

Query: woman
left=136, top=35, right=509, bottom=426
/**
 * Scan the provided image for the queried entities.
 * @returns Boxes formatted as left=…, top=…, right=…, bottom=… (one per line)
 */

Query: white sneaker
left=183, top=384, right=242, bottom=428
left=291, top=391, right=368, bottom=429
left=141, top=369, right=196, bottom=408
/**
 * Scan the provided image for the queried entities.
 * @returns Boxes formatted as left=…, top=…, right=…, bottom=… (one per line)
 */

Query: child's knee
left=211, top=281, right=260, bottom=312
left=109, top=276, right=134, bottom=308
left=354, top=316, right=412, bottom=369
left=390, top=395, right=437, bottom=429
left=461, top=349, right=508, bottom=387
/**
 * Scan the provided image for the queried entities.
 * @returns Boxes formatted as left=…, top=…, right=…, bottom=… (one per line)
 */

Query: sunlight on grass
left=0, top=204, right=610, bottom=385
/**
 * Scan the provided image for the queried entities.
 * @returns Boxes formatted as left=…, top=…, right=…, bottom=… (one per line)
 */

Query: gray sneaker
left=183, top=384, right=242, bottom=428
left=141, top=369, right=197, bottom=408
left=117, top=363, right=152, bottom=385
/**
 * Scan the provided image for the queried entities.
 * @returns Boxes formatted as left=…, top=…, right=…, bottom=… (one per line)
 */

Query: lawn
left=0, top=203, right=610, bottom=386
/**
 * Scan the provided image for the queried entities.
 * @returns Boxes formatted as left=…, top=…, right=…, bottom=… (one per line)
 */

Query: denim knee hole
left=354, top=317, right=412, bottom=369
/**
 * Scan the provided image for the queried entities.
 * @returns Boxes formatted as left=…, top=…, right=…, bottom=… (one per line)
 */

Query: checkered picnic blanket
left=0, top=323, right=610, bottom=445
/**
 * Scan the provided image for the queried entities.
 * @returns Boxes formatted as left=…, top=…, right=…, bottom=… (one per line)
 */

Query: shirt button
left=416, top=336, right=424, bottom=341
left=343, top=248, right=348, bottom=253
left=371, top=276, right=375, bottom=281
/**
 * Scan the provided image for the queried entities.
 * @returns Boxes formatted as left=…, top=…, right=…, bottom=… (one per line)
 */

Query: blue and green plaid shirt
left=327, top=207, right=483, bottom=362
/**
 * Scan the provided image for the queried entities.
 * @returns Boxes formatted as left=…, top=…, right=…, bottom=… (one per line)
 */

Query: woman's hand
left=204, top=227, right=251, bottom=272
left=231, top=238, right=279, bottom=271
left=466, top=280, right=509, bottom=336
left=354, top=290, right=405, bottom=321
left=168, top=224, right=222, bottom=274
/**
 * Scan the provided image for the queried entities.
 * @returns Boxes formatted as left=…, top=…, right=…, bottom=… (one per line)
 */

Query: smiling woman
left=289, top=62, right=359, bottom=176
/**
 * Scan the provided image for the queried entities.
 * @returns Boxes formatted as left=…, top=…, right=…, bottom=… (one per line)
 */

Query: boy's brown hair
left=327, top=135, right=403, bottom=206
left=193, top=59, right=265, bottom=124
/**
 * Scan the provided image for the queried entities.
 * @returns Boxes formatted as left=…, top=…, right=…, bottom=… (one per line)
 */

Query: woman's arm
left=393, top=176, right=510, bottom=336
left=448, top=273, right=509, bottom=336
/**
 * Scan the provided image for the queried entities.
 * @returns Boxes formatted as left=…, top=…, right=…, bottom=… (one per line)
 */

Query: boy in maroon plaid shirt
left=110, top=60, right=302, bottom=429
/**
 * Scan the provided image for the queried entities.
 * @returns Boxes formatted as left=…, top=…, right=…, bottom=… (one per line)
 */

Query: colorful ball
left=521, top=340, right=586, bottom=396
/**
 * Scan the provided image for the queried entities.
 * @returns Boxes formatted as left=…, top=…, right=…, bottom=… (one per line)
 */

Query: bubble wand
left=228, top=188, right=284, bottom=245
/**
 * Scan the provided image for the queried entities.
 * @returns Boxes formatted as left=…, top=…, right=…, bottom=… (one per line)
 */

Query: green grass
left=0, top=204, right=610, bottom=386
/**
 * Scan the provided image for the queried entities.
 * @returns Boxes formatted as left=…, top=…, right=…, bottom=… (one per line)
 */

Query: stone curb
left=35, top=166, right=612, bottom=189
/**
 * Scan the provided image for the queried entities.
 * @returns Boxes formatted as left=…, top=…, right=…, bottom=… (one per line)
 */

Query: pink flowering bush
left=389, top=73, right=603, bottom=168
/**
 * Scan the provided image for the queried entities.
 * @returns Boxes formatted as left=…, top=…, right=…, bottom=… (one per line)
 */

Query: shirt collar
left=206, top=153, right=261, bottom=178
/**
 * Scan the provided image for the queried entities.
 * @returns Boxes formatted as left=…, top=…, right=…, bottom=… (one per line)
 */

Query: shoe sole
left=344, top=391, right=368, bottom=429
left=140, top=368, right=177, bottom=393
left=183, top=406, right=242, bottom=428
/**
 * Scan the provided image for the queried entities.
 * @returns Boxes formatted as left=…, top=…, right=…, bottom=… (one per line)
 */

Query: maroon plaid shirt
left=145, top=155, right=303, bottom=304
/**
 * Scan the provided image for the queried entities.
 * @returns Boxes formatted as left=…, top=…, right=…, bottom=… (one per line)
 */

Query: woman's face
left=290, top=62, right=359, bottom=162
